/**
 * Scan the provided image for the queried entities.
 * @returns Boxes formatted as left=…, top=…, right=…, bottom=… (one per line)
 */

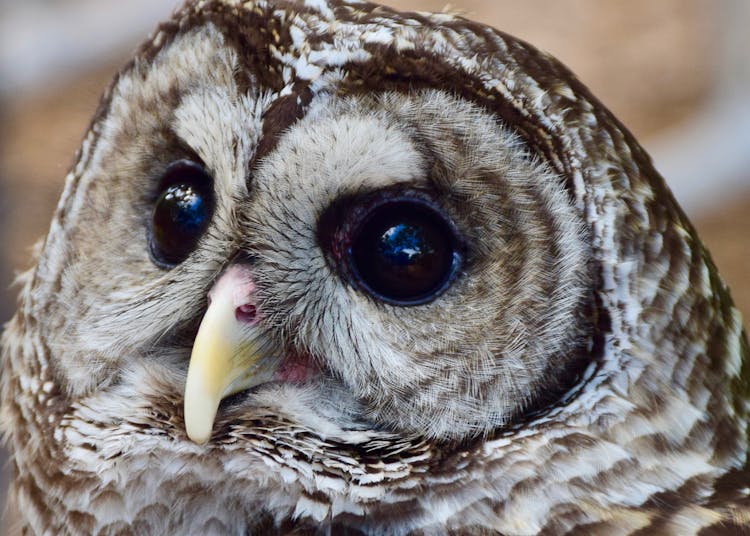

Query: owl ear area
left=183, top=264, right=281, bottom=444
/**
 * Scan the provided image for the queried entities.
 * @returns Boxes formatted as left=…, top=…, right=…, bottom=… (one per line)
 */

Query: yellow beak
left=184, top=267, right=278, bottom=444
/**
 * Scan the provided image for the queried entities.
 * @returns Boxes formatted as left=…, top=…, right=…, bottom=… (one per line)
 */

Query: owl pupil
left=350, top=201, right=459, bottom=305
left=149, top=160, right=214, bottom=267
left=379, top=224, right=434, bottom=265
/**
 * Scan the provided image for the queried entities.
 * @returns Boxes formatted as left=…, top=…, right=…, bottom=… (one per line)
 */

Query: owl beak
left=184, top=266, right=278, bottom=445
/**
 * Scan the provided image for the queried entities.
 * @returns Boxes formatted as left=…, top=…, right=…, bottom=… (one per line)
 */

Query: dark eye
left=348, top=198, right=462, bottom=305
left=149, top=160, right=214, bottom=267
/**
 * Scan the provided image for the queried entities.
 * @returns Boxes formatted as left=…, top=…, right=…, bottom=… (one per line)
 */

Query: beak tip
left=186, top=419, right=212, bottom=445
left=184, top=396, right=218, bottom=445
left=188, top=431, right=210, bottom=445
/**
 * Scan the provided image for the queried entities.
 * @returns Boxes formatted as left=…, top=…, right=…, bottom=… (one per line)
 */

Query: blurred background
left=1, top=0, right=749, bottom=527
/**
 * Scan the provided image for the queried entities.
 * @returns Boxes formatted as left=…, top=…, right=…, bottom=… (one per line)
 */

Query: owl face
left=43, top=20, right=592, bottom=444
left=4, top=1, right=748, bottom=533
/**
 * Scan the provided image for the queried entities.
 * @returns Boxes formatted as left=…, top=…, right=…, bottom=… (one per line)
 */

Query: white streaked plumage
left=2, top=1, right=749, bottom=534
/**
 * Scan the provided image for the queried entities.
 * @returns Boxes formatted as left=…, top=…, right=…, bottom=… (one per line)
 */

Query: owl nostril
left=235, top=303, right=257, bottom=324
left=205, top=263, right=259, bottom=324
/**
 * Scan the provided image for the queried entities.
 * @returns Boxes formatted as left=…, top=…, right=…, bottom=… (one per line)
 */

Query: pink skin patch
left=276, top=352, right=317, bottom=383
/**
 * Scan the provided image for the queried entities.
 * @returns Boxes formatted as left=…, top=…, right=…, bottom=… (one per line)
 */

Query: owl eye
left=348, top=198, right=462, bottom=305
left=149, top=160, right=214, bottom=267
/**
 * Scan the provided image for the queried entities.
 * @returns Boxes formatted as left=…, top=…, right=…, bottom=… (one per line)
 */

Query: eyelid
left=158, top=160, right=211, bottom=189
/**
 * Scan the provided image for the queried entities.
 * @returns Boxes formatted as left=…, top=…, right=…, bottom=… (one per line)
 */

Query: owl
left=2, top=0, right=749, bottom=534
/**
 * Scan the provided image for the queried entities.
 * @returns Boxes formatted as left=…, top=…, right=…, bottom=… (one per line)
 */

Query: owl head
left=2, top=1, right=748, bottom=533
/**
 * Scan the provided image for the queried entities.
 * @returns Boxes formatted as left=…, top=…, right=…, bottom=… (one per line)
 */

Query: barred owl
left=2, top=1, right=749, bottom=534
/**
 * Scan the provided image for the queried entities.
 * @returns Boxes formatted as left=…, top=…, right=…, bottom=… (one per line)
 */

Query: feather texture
left=1, top=1, right=748, bottom=534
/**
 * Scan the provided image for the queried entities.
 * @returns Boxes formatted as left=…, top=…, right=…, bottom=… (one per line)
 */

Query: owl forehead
left=70, top=0, right=641, bottom=229
left=100, top=17, right=417, bottom=200
left=103, top=0, right=583, bottom=182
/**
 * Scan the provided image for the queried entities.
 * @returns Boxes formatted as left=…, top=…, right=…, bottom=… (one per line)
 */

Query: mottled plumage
left=2, top=0, right=749, bottom=534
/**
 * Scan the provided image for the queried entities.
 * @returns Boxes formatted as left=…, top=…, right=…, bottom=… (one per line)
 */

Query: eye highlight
left=335, top=194, right=463, bottom=306
left=149, top=160, right=214, bottom=267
